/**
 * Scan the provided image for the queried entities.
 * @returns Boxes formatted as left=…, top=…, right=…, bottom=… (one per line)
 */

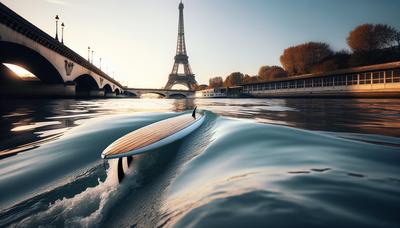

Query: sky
left=1, top=0, right=400, bottom=88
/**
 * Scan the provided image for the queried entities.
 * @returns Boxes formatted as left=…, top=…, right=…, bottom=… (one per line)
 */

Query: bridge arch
left=103, top=84, right=113, bottom=94
left=170, top=83, right=190, bottom=91
left=114, top=88, right=121, bottom=95
left=140, top=92, right=166, bottom=98
left=74, top=74, right=99, bottom=97
left=168, top=93, right=187, bottom=99
left=0, top=41, right=63, bottom=84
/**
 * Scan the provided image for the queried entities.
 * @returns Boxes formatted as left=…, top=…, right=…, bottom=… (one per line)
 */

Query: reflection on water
left=1, top=98, right=399, bottom=158
left=0, top=99, right=195, bottom=158
left=195, top=98, right=400, bottom=137
left=0, top=98, right=399, bottom=227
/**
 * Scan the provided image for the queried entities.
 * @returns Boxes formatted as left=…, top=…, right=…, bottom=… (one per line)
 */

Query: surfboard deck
left=101, top=112, right=204, bottom=159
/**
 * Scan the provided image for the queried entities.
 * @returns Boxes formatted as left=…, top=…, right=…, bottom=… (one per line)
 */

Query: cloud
left=45, top=0, right=68, bottom=5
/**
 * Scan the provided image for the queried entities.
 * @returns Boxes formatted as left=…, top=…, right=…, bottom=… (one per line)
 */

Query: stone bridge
left=0, top=3, right=124, bottom=97
left=125, top=88, right=195, bottom=98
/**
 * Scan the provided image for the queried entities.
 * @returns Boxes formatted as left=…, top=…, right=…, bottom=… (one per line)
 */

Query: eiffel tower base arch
left=164, top=74, right=198, bottom=91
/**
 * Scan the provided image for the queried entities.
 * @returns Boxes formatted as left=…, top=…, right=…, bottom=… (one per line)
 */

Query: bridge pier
left=89, top=89, right=105, bottom=97
left=105, top=92, right=116, bottom=98
left=64, top=81, right=76, bottom=97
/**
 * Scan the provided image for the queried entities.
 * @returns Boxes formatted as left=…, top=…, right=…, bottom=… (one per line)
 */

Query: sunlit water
left=0, top=98, right=399, bottom=227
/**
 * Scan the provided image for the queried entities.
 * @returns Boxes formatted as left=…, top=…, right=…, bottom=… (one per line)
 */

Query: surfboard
left=101, top=108, right=204, bottom=160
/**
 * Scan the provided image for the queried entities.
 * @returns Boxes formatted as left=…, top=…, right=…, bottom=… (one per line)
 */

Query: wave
left=2, top=111, right=400, bottom=227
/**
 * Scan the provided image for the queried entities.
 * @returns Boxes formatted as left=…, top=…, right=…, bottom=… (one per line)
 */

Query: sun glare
left=141, top=93, right=164, bottom=98
left=170, top=84, right=189, bottom=90
left=3, top=63, right=36, bottom=78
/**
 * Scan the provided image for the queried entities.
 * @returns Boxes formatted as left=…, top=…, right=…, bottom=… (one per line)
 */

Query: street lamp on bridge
left=55, top=15, right=59, bottom=41
left=61, top=22, right=65, bottom=44
left=91, top=50, right=94, bottom=64
left=99, top=57, right=102, bottom=70
left=87, top=46, right=90, bottom=62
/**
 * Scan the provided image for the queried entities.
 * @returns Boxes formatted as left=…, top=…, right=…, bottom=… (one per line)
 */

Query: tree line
left=208, top=23, right=400, bottom=88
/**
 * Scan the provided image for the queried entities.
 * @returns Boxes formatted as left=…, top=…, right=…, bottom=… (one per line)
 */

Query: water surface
left=0, top=98, right=399, bottom=227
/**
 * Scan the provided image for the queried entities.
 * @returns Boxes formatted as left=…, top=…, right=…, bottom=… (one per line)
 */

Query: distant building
left=241, top=61, right=400, bottom=98
left=196, top=86, right=243, bottom=98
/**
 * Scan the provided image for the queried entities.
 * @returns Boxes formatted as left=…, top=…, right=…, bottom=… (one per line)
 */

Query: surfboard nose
left=102, top=144, right=114, bottom=159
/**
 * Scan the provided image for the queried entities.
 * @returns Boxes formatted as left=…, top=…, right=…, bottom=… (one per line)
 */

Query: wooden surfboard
left=101, top=109, right=204, bottom=159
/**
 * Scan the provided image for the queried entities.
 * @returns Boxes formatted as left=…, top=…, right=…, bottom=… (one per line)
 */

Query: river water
left=0, top=98, right=399, bottom=227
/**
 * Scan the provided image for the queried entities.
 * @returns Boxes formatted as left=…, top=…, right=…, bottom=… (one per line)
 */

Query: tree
left=347, top=24, right=398, bottom=52
left=280, top=47, right=297, bottom=75
left=395, top=31, right=400, bottom=49
left=258, top=66, right=272, bottom=81
left=280, top=42, right=333, bottom=75
left=311, top=50, right=350, bottom=73
left=242, top=74, right=258, bottom=84
left=268, top=66, right=288, bottom=79
left=224, top=72, right=244, bottom=87
left=208, top=76, right=223, bottom=88
left=258, top=65, right=288, bottom=81
left=197, top=84, right=208, bottom=90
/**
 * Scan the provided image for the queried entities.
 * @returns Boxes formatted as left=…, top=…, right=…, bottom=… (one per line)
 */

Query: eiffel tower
left=164, top=1, right=198, bottom=91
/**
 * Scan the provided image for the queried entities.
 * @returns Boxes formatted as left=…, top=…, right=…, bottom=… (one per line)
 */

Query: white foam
left=15, top=158, right=138, bottom=227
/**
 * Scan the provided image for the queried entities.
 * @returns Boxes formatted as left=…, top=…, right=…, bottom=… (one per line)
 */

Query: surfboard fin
left=126, top=156, right=133, bottom=167
left=117, top=157, right=133, bottom=183
left=117, top=157, right=125, bottom=183
left=192, top=106, right=197, bottom=119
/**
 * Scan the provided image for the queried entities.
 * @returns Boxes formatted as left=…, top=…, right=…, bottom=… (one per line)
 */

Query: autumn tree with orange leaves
left=223, top=72, right=244, bottom=87
left=347, top=24, right=398, bottom=52
left=280, top=42, right=333, bottom=75
left=208, top=77, right=224, bottom=88
left=258, top=65, right=288, bottom=82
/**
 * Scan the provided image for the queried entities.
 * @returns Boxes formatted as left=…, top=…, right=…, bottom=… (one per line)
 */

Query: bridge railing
left=0, top=3, right=122, bottom=88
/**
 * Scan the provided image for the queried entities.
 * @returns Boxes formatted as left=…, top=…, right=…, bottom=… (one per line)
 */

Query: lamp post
left=99, top=58, right=102, bottom=70
left=55, top=15, right=59, bottom=41
left=61, top=22, right=65, bottom=44
left=91, top=50, right=94, bottom=64
left=88, top=46, right=90, bottom=61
